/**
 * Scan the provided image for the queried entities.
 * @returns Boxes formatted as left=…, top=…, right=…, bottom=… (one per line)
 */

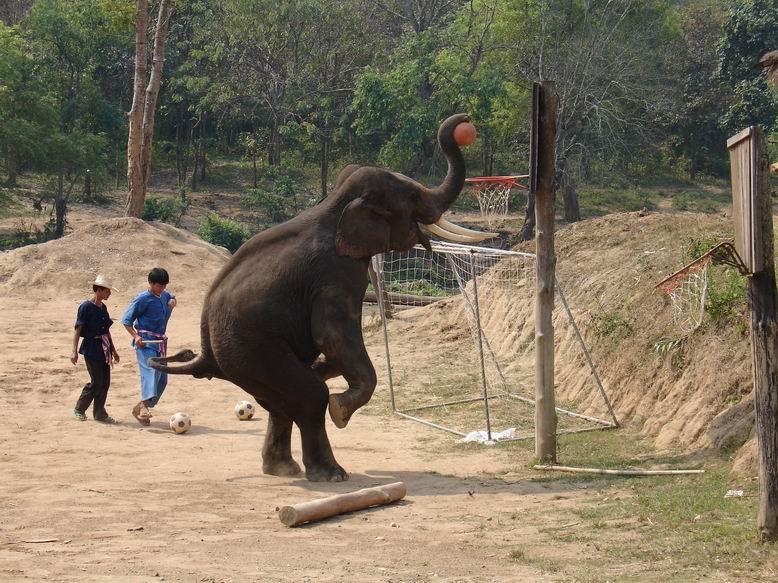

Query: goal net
left=371, top=242, right=617, bottom=443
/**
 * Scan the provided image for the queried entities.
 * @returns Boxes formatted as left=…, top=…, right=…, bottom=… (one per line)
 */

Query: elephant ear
left=335, top=198, right=392, bottom=258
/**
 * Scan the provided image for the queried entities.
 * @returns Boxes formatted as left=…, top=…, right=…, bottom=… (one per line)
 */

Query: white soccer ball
left=169, top=412, right=191, bottom=434
left=234, top=400, right=255, bottom=420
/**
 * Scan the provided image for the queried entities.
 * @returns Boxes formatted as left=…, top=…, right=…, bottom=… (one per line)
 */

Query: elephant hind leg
left=247, top=349, right=348, bottom=483
left=259, top=405, right=301, bottom=477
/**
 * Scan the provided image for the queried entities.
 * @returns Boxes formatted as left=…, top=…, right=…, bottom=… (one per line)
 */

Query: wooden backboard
left=727, top=126, right=763, bottom=274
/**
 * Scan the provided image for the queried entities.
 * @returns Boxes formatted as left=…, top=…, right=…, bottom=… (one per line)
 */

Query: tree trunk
left=54, top=175, right=67, bottom=238
left=175, top=113, right=183, bottom=186
left=125, top=0, right=149, bottom=218
left=139, top=0, right=172, bottom=188
left=199, top=110, right=207, bottom=182
left=320, top=133, right=329, bottom=198
left=6, top=144, right=17, bottom=187
left=268, top=115, right=281, bottom=166
left=252, top=152, right=258, bottom=188
left=749, top=128, right=778, bottom=541
left=518, top=191, right=536, bottom=242
left=115, top=140, right=122, bottom=188
left=84, top=171, right=92, bottom=199
left=560, top=158, right=580, bottom=222
left=191, top=116, right=200, bottom=191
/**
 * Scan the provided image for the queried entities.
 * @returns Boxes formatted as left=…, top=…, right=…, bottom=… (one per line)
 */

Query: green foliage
left=242, top=188, right=287, bottom=222
left=706, top=268, right=747, bottom=322
left=654, top=336, right=685, bottom=359
left=682, top=233, right=724, bottom=263
left=577, top=188, right=656, bottom=217
left=0, top=218, right=57, bottom=250
left=671, top=189, right=729, bottom=213
left=590, top=310, right=633, bottom=339
left=716, top=0, right=778, bottom=134
left=142, top=195, right=187, bottom=225
left=241, top=166, right=302, bottom=222
left=198, top=213, right=250, bottom=254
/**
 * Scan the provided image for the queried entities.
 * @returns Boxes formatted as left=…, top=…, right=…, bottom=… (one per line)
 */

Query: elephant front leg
left=326, top=350, right=377, bottom=429
left=312, top=298, right=377, bottom=429
left=260, top=408, right=302, bottom=477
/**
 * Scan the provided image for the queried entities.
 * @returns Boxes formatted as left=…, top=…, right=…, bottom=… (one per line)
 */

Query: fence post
left=533, top=81, right=558, bottom=462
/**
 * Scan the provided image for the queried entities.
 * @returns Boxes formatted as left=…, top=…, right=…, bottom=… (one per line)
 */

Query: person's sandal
left=73, top=410, right=87, bottom=421
left=95, top=415, right=116, bottom=424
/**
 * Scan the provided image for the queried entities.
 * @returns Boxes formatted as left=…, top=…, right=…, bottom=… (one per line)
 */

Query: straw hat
left=91, top=275, right=119, bottom=291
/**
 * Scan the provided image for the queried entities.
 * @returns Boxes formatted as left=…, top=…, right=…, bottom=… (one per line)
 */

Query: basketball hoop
left=465, top=175, right=529, bottom=227
left=655, top=242, right=748, bottom=333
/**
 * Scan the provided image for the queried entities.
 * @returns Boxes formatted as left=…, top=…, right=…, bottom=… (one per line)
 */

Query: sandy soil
left=0, top=218, right=597, bottom=582
left=0, top=207, right=769, bottom=581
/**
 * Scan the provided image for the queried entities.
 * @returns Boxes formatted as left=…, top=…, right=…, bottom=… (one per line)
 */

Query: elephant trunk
left=415, top=113, right=470, bottom=225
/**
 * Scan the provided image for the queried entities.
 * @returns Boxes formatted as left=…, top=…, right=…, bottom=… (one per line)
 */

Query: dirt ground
left=1, top=208, right=775, bottom=581
left=0, top=217, right=602, bottom=583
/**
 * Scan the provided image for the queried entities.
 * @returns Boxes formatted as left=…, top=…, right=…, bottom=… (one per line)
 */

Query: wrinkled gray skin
left=150, top=114, right=470, bottom=481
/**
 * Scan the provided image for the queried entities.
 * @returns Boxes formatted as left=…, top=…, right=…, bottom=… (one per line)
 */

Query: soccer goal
left=371, top=241, right=618, bottom=443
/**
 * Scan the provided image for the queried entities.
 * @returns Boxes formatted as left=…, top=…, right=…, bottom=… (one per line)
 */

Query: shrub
left=706, top=268, right=747, bottom=322
left=198, top=214, right=250, bottom=253
left=590, top=310, right=632, bottom=339
left=242, top=188, right=287, bottom=222
left=142, top=195, right=186, bottom=224
left=241, top=167, right=304, bottom=222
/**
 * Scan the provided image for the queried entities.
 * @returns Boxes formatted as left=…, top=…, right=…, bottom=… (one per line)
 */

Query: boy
left=122, top=267, right=177, bottom=426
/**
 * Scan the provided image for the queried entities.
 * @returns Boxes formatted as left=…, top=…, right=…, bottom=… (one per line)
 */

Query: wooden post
left=748, top=128, right=778, bottom=541
left=533, top=82, right=558, bottom=462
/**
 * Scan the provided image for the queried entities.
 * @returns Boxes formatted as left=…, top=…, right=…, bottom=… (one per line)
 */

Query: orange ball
left=453, top=122, right=477, bottom=147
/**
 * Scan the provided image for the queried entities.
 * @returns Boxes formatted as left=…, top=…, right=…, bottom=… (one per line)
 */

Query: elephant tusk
left=436, top=217, right=499, bottom=240
left=423, top=222, right=497, bottom=243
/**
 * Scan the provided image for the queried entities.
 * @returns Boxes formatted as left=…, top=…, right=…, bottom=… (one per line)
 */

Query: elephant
left=149, top=113, right=491, bottom=482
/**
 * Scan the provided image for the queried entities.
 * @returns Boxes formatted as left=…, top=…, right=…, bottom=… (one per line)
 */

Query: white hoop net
left=466, top=176, right=526, bottom=228
left=656, top=256, right=712, bottom=333
left=370, top=242, right=617, bottom=443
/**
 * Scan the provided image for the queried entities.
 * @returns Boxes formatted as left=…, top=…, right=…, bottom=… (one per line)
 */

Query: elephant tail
left=147, top=349, right=221, bottom=379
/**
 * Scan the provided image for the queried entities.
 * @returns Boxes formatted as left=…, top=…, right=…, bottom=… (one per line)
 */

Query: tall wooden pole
left=533, top=82, right=559, bottom=462
left=748, top=127, right=778, bottom=541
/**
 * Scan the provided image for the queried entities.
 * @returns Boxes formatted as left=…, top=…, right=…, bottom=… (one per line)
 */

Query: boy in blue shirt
left=121, top=267, right=177, bottom=426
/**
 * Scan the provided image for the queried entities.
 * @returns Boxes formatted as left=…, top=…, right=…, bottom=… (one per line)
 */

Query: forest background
left=0, top=0, right=776, bottom=250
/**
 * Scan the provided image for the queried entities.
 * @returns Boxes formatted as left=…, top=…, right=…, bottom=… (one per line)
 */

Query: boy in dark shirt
left=71, top=275, right=121, bottom=422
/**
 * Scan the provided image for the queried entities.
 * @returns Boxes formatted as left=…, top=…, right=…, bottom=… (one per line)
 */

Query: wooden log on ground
left=534, top=464, right=704, bottom=476
left=363, top=290, right=443, bottom=306
left=278, top=482, right=406, bottom=527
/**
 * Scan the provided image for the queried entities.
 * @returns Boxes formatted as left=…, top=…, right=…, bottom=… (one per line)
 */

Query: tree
left=670, top=1, right=729, bottom=180
left=0, top=23, right=57, bottom=187
left=716, top=0, right=778, bottom=135
left=23, top=0, right=122, bottom=236
left=510, top=0, right=676, bottom=228
left=126, top=0, right=173, bottom=218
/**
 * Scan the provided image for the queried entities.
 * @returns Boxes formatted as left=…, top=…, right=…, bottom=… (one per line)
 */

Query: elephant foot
left=305, top=462, right=349, bottom=482
left=262, top=458, right=302, bottom=477
left=328, top=393, right=353, bottom=429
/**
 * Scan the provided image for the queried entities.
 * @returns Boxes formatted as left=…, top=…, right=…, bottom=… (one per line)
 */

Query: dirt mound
left=364, top=210, right=758, bottom=471
left=0, top=217, right=230, bottom=300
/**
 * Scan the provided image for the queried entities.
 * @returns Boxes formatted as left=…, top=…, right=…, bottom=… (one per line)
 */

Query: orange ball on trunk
left=453, top=122, right=477, bottom=147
